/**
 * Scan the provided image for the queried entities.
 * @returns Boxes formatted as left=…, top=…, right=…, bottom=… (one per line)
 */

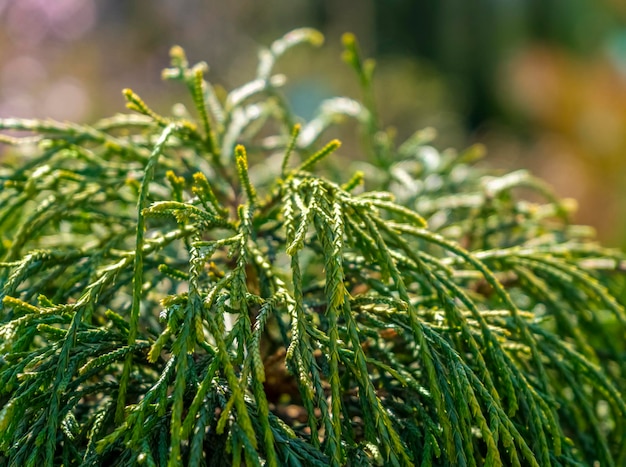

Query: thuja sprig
left=281, top=123, right=301, bottom=176
left=341, top=33, right=378, bottom=132
left=123, top=88, right=170, bottom=127
left=298, top=138, right=341, bottom=172
left=191, top=65, right=220, bottom=158
left=341, top=33, right=376, bottom=107
left=116, top=123, right=179, bottom=422
left=235, top=144, right=257, bottom=204
left=192, top=171, right=229, bottom=218
left=341, top=170, right=364, bottom=192
left=165, top=170, right=186, bottom=202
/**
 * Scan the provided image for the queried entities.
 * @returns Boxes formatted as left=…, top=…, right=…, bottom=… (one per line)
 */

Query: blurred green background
left=1, top=0, right=625, bottom=246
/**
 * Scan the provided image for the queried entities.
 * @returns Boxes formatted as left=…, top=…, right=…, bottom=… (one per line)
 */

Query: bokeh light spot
left=42, top=78, right=89, bottom=121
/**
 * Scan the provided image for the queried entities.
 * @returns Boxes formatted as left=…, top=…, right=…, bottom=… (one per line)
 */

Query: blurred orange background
left=1, top=0, right=625, bottom=246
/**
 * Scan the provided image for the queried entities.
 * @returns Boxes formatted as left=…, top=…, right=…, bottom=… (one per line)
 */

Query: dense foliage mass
left=0, top=29, right=625, bottom=466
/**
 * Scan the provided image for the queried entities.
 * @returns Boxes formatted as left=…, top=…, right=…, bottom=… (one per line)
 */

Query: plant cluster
left=0, top=29, right=625, bottom=466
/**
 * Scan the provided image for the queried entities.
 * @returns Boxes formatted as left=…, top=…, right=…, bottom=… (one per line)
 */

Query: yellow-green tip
left=169, top=45, right=188, bottom=68
left=170, top=45, right=185, bottom=58
left=309, top=30, right=325, bottom=47
left=235, top=145, right=256, bottom=202
left=235, top=144, right=247, bottom=164
left=192, top=171, right=208, bottom=183
left=342, top=32, right=356, bottom=47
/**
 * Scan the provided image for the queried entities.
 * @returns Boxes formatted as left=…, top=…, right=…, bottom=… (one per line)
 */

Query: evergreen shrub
left=0, top=29, right=625, bottom=466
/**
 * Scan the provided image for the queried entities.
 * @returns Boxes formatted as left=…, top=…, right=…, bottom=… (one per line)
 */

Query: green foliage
left=1, top=29, right=625, bottom=466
